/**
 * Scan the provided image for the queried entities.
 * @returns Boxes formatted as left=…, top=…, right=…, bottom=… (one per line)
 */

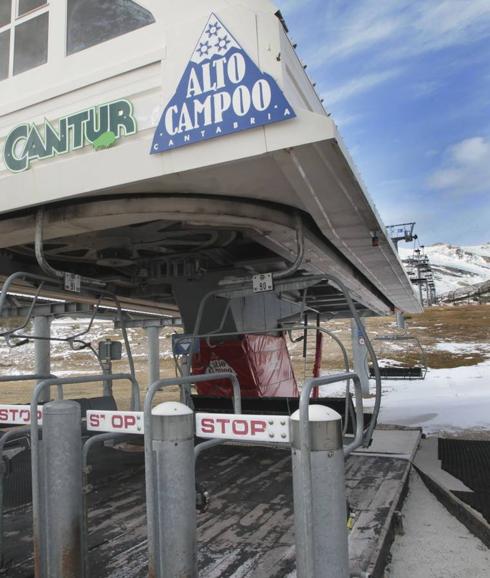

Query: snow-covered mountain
left=398, top=243, right=490, bottom=296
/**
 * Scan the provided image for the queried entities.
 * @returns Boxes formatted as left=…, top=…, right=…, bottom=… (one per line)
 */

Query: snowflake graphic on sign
left=151, top=13, right=296, bottom=153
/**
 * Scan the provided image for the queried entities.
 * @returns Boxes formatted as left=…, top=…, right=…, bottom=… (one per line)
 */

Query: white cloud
left=323, top=68, right=401, bottom=105
left=308, top=0, right=490, bottom=68
left=427, top=136, right=490, bottom=194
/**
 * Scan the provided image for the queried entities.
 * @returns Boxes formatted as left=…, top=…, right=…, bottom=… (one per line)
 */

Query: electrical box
left=98, top=340, right=123, bottom=361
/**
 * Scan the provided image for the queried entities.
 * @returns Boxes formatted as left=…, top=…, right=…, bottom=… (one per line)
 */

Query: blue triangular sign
left=151, top=13, right=296, bottom=154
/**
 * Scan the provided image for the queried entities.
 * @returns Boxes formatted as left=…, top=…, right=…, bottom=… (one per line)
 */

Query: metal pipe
left=152, top=402, right=196, bottom=577
left=34, top=317, right=51, bottom=403
left=0, top=272, right=58, bottom=319
left=34, top=210, right=64, bottom=280
left=317, top=328, right=352, bottom=435
left=0, top=374, right=62, bottom=406
left=320, top=274, right=381, bottom=444
left=146, top=325, right=161, bottom=385
left=298, top=371, right=363, bottom=577
left=29, top=372, right=140, bottom=576
left=81, top=432, right=129, bottom=577
left=0, top=272, right=140, bottom=397
left=342, top=376, right=364, bottom=457
left=35, top=209, right=105, bottom=287
left=193, top=371, right=243, bottom=463
left=39, top=400, right=83, bottom=578
left=291, top=405, right=348, bottom=578
left=0, top=374, right=55, bottom=383
left=0, top=282, right=45, bottom=340
left=272, top=213, right=305, bottom=280
left=144, top=373, right=241, bottom=574
left=217, top=213, right=305, bottom=287
left=351, top=318, right=370, bottom=395
left=194, top=438, right=224, bottom=462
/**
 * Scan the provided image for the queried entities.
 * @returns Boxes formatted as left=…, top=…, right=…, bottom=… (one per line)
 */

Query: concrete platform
left=353, top=428, right=421, bottom=461
left=2, top=428, right=421, bottom=577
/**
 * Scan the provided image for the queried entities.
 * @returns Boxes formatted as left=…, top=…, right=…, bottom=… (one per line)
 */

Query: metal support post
left=179, top=355, right=192, bottom=405
left=38, top=400, right=83, bottom=578
left=351, top=318, right=370, bottom=395
left=34, top=317, right=51, bottom=402
left=146, top=325, right=161, bottom=385
left=101, top=357, right=113, bottom=397
left=396, top=311, right=406, bottom=330
left=291, top=405, right=349, bottom=578
left=149, top=401, right=196, bottom=578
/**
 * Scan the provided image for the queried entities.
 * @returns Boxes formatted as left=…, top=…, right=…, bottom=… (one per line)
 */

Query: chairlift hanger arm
left=191, top=272, right=381, bottom=445
left=0, top=271, right=138, bottom=389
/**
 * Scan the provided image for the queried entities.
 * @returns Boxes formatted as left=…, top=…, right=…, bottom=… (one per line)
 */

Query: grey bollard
left=150, top=402, right=196, bottom=578
left=291, top=405, right=349, bottom=578
left=39, top=400, right=83, bottom=578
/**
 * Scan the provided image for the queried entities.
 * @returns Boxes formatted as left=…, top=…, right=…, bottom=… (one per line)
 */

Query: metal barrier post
left=144, top=373, right=240, bottom=576
left=38, top=400, right=83, bottom=578
left=291, top=405, right=349, bottom=578
left=151, top=402, right=196, bottom=578
left=146, top=325, right=161, bottom=385
left=33, top=317, right=51, bottom=402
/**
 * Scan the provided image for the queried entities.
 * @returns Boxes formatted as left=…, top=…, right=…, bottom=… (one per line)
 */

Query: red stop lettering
left=124, top=415, right=136, bottom=429
left=215, top=418, right=230, bottom=434
left=231, top=420, right=248, bottom=435
left=251, top=420, right=266, bottom=435
left=200, top=418, right=215, bottom=434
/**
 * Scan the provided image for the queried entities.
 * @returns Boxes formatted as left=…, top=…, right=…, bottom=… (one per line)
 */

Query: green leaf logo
left=93, top=131, right=117, bottom=151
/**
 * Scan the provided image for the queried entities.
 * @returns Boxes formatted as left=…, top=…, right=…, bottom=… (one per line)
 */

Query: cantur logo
left=151, top=13, right=295, bottom=154
left=3, top=100, right=137, bottom=173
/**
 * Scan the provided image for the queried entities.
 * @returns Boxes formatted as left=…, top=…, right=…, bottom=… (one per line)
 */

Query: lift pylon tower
left=403, top=247, right=437, bottom=307
left=386, top=222, right=418, bottom=250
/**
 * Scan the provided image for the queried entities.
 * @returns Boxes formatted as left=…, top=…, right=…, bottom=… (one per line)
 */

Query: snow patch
left=365, top=359, right=490, bottom=434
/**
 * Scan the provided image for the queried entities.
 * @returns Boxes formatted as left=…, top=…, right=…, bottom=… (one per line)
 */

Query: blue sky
left=275, top=0, right=490, bottom=246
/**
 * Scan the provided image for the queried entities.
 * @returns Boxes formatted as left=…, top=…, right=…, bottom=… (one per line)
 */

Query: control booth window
left=67, top=0, right=155, bottom=56
left=0, top=0, right=49, bottom=80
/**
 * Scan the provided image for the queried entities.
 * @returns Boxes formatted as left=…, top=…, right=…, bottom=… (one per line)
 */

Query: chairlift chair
left=368, top=334, right=427, bottom=380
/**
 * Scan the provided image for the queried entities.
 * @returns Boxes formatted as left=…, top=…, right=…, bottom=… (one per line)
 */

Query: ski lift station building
left=0, top=2, right=442, bottom=578
left=0, top=0, right=421, bottom=325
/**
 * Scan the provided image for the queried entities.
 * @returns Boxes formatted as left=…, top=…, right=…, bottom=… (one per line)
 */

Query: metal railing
left=0, top=425, right=30, bottom=567
left=0, top=374, right=61, bottom=398
left=0, top=271, right=140, bottom=389
left=0, top=373, right=58, bottom=567
left=189, top=271, right=382, bottom=447
left=29, top=373, right=140, bottom=577
left=81, top=432, right=137, bottom=577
